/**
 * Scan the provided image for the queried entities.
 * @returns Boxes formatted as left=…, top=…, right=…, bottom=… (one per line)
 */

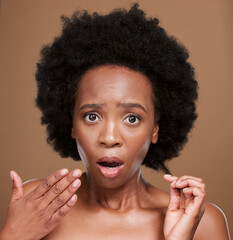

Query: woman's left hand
left=163, top=175, right=206, bottom=240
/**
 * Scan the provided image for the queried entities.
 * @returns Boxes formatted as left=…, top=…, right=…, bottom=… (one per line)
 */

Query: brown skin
left=0, top=66, right=230, bottom=239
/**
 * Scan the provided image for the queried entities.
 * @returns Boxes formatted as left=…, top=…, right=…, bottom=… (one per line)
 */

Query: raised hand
left=0, top=169, right=82, bottom=240
left=163, top=175, right=206, bottom=240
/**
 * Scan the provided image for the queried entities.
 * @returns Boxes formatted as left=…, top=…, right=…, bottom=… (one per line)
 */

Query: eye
left=124, top=114, right=141, bottom=125
left=84, top=113, right=100, bottom=122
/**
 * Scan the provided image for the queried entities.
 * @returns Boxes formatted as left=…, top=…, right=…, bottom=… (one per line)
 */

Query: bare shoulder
left=144, top=182, right=170, bottom=210
left=23, top=179, right=43, bottom=195
left=194, top=202, right=231, bottom=240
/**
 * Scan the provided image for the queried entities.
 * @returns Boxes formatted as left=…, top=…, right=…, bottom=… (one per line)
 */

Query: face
left=71, top=65, right=159, bottom=189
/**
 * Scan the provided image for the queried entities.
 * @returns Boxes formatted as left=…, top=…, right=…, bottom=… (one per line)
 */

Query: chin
left=90, top=168, right=140, bottom=190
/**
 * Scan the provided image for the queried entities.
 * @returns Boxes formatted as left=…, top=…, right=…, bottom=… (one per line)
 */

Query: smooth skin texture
left=0, top=66, right=230, bottom=240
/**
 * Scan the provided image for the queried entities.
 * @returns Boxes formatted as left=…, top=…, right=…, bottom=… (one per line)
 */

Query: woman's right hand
left=0, top=168, right=82, bottom=240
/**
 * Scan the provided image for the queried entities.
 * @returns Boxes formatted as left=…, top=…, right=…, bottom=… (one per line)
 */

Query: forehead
left=76, top=65, right=154, bottom=106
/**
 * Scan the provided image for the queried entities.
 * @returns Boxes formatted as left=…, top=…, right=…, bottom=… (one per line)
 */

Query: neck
left=80, top=169, right=149, bottom=211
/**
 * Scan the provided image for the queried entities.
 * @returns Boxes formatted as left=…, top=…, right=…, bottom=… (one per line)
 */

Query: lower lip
left=96, top=164, right=123, bottom=178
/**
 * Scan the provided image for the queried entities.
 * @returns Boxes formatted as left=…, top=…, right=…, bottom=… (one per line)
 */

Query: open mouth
left=97, top=161, right=123, bottom=169
left=96, top=157, right=124, bottom=178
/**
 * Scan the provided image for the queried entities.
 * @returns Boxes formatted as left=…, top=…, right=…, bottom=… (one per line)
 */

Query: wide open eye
left=84, top=113, right=100, bottom=122
left=124, top=114, right=141, bottom=125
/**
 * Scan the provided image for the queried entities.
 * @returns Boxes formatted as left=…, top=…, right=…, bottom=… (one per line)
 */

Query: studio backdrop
left=0, top=0, right=232, bottom=236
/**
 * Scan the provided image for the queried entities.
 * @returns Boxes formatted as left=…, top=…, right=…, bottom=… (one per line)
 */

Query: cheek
left=74, top=127, right=97, bottom=166
left=126, top=129, right=152, bottom=165
left=123, top=134, right=151, bottom=179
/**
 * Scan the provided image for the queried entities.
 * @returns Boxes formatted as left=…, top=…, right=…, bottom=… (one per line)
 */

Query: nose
left=99, top=121, right=122, bottom=148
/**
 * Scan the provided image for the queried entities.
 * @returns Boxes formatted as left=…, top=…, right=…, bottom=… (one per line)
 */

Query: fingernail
left=60, top=169, right=68, bottom=176
left=164, top=174, right=171, bottom=177
left=70, top=194, right=77, bottom=202
left=72, top=170, right=81, bottom=178
left=72, top=179, right=80, bottom=188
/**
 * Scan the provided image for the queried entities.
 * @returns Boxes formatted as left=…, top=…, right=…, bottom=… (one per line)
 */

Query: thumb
left=167, top=184, right=181, bottom=212
left=163, top=175, right=181, bottom=212
left=10, top=170, right=24, bottom=203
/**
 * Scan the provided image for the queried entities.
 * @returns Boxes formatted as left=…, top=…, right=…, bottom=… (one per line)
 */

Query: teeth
left=98, top=162, right=122, bottom=168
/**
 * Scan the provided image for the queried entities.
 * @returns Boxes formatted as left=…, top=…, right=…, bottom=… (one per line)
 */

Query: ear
left=71, top=127, right=75, bottom=139
left=151, top=123, right=159, bottom=144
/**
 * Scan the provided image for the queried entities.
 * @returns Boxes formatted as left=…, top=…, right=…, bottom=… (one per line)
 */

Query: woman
left=0, top=3, right=230, bottom=239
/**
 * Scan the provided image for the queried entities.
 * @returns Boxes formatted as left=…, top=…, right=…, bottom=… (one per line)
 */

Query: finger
left=172, top=178, right=206, bottom=193
left=167, top=183, right=182, bottom=212
left=50, top=194, right=77, bottom=226
left=181, top=188, right=193, bottom=208
left=41, top=169, right=82, bottom=205
left=10, top=171, right=24, bottom=203
left=183, top=187, right=205, bottom=212
left=183, top=187, right=205, bottom=201
left=175, top=175, right=203, bottom=183
left=182, top=188, right=193, bottom=201
left=31, top=168, right=69, bottom=198
left=48, top=178, right=81, bottom=213
left=163, top=174, right=178, bottom=183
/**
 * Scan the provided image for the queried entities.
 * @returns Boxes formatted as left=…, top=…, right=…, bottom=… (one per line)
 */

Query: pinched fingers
left=172, top=176, right=206, bottom=207
left=172, top=177, right=206, bottom=193
left=164, top=175, right=206, bottom=239
left=173, top=177, right=206, bottom=215
left=164, top=175, right=206, bottom=211
left=164, top=175, right=206, bottom=197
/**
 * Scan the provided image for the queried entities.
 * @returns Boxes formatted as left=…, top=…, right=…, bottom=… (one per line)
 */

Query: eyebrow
left=117, top=103, right=147, bottom=113
left=79, top=102, right=147, bottom=113
left=79, top=103, right=105, bottom=111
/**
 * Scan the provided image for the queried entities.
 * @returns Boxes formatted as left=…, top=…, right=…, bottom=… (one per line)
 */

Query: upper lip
left=97, top=156, right=124, bottom=165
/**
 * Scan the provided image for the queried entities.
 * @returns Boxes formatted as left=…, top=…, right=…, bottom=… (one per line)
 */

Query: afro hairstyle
left=35, top=3, right=198, bottom=174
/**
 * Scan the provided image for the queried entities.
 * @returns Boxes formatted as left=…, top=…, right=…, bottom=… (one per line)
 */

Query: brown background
left=0, top=0, right=232, bottom=237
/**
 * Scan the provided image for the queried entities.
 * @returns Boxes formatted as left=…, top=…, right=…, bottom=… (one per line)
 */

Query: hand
left=163, top=175, right=206, bottom=240
left=0, top=168, right=82, bottom=240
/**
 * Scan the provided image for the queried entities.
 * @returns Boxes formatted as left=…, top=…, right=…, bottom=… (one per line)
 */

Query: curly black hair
left=35, top=3, right=198, bottom=174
